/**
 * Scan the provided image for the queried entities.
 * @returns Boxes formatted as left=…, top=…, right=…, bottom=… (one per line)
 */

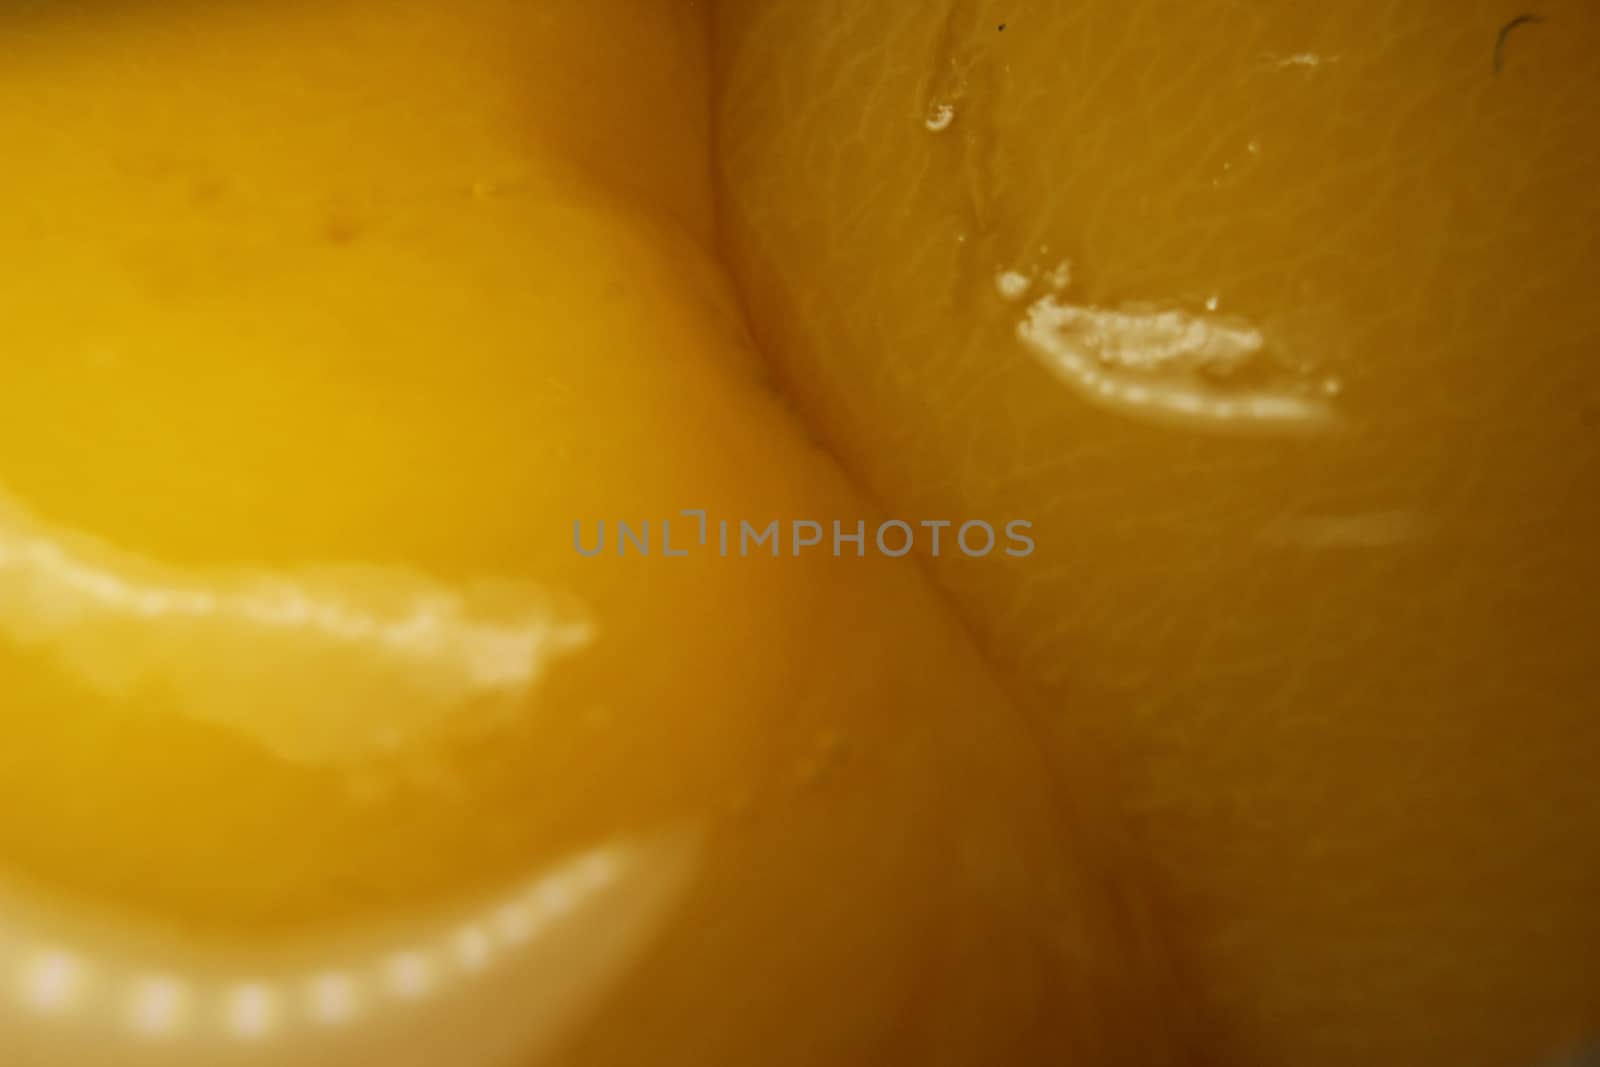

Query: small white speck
left=925, top=103, right=956, bottom=132
left=996, top=270, right=1033, bottom=302
left=1269, top=52, right=1340, bottom=71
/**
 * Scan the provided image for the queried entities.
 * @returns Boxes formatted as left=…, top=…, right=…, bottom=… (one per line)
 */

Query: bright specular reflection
left=22, top=950, right=82, bottom=1014
left=0, top=831, right=698, bottom=1065
left=1011, top=274, right=1339, bottom=432
left=0, top=485, right=594, bottom=769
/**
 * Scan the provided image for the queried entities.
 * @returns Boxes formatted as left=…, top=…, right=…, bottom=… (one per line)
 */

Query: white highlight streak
left=0, top=832, right=699, bottom=1066
left=1016, top=294, right=1336, bottom=431
left=0, top=488, right=594, bottom=766
left=1269, top=52, right=1340, bottom=71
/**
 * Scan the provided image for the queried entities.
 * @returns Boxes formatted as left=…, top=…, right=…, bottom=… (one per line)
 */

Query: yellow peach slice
left=713, top=1, right=1600, bottom=1065
left=0, top=2, right=1184, bottom=1064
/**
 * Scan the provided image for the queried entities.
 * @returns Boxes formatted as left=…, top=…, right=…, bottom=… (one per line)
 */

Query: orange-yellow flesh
left=3, top=1, right=1598, bottom=1065
left=0, top=2, right=1187, bottom=1064
left=713, top=2, right=1600, bottom=1066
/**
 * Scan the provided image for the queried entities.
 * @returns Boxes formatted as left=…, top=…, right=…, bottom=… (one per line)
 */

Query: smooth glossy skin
left=0, top=2, right=1179, bottom=1064
left=0, top=1, right=1595, bottom=1065
left=713, top=2, right=1600, bottom=1066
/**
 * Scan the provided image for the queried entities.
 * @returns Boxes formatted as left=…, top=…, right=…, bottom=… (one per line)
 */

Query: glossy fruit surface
left=0, top=1, right=1596, bottom=1064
